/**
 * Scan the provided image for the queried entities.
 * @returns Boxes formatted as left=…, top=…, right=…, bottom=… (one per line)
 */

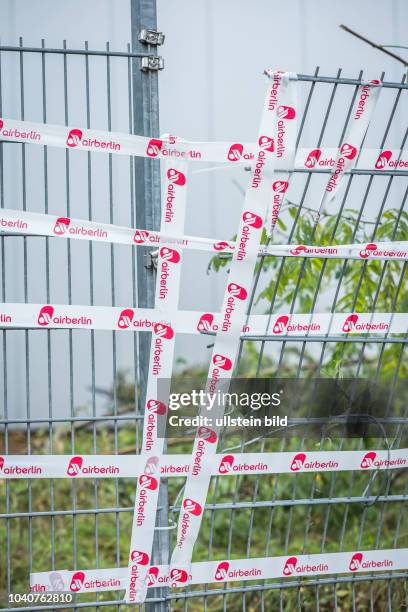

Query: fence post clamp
left=139, top=28, right=165, bottom=46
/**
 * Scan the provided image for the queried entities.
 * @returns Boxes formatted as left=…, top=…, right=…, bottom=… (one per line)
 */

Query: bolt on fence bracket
left=139, top=28, right=165, bottom=46
left=140, top=55, right=164, bottom=71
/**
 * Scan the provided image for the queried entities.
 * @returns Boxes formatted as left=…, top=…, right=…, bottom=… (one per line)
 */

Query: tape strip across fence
left=30, top=548, right=408, bottom=594
left=0, top=116, right=406, bottom=171
left=0, top=304, right=405, bottom=336
left=1, top=207, right=407, bottom=261
left=1, top=449, right=406, bottom=478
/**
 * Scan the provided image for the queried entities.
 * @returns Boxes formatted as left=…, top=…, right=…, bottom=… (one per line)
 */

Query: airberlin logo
left=326, top=144, right=358, bottom=193
left=192, top=427, right=217, bottom=476
left=133, top=229, right=150, bottom=244
left=340, top=143, right=357, bottom=160
left=342, top=314, right=358, bottom=332
left=147, top=567, right=159, bottom=587
left=237, top=212, right=263, bottom=261
left=282, top=556, right=329, bottom=576
left=160, top=247, right=180, bottom=263
left=66, top=455, right=119, bottom=476
left=213, top=241, right=233, bottom=251
left=146, top=138, right=163, bottom=157
left=66, top=128, right=120, bottom=151
left=290, top=453, right=306, bottom=472
left=183, top=498, right=202, bottom=516
left=37, top=305, right=92, bottom=328
left=197, top=313, right=214, bottom=333
left=342, top=313, right=389, bottom=333
left=218, top=454, right=268, bottom=474
left=349, top=551, right=393, bottom=571
left=283, top=557, right=298, bottom=576
left=170, top=568, right=189, bottom=585
left=213, top=354, right=233, bottom=370
left=167, top=168, right=186, bottom=186
left=139, top=474, right=158, bottom=490
left=227, top=143, right=243, bottom=161
left=277, top=106, right=296, bottom=120
left=219, top=455, right=234, bottom=474
left=305, top=148, right=322, bottom=168
left=273, top=315, right=289, bottom=334
left=0, top=120, right=40, bottom=142
left=147, top=399, right=167, bottom=415
left=359, top=243, right=377, bottom=259
left=69, top=572, right=85, bottom=592
left=258, top=135, right=274, bottom=152
left=154, top=322, right=174, bottom=339
left=159, top=248, right=180, bottom=300
left=375, top=150, right=407, bottom=169
left=273, top=181, right=288, bottom=193
left=360, top=451, right=376, bottom=469
left=117, top=308, right=134, bottom=329
left=53, top=217, right=70, bottom=235
left=290, top=452, right=339, bottom=471
left=289, top=245, right=338, bottom=257
left=215, top=561, right=230, bottom=581
left=228, top=283, right=247, bottom=300
left=243, top=211, right=263, bottom=228
left=0, top=455, right=42, bottom=475
left=130, top=550, right=149, bottom=565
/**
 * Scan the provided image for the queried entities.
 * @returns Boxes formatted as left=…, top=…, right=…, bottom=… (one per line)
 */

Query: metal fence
left=0, top=10, right=407, bottom=612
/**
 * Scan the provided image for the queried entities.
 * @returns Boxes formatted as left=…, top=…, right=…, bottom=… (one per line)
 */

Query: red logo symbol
left=53, top=217, right=71, bottom=236
left=144, top=456, right=159, bottom=475
left=170, top=568, right=189, bottom=584
left=340, top=143, right=357, bottom=160
left=304, top=148, right=322, bottom=168
left=167, top=168, right=186, bottom=185
left=277, top=106, right=296, bottom=120
left=290, top=245, right=307, bottom=256
left=197, top=313, right=214, bottom=333
left=219, top=454, right=234, bottom=474
left=213, top=241, right=232, bottom=251
left=227, top=283, right=247, bottom=300
left=349, top=552, right=363, bottom=572
left=160, top=247, right=180, bottom=263
left=154, top=323, right=174, bottom=339
left=0, top=119, right=3, bottom=130
left=130, top=550, right=149, bottom=565
left=258, top=135, right=274, bottom=152
left=273, top=315, right=289, bottom=334
left=37, top=305, right=54, bottom=327
left=0, top=456, right=4, bottom=471
left=375, top=150, right=392, bottom=170
left=242, top=211, right=263, bottom=228
left=272, top=181, right=288, bottom=193
left=359, top=243, right=377, bottom=259
left=133, top=230, right=150, bottom=244
left=69, top=571, right=85, bottom=592
left=215, top=561, right=230, bottom=581
left=139, top=474, right=158, bottom=490
left=146, top=138, right=163, bottom=157
left=183, top=498, right=202, bottom=516
left=227, top=143, right=243, bottom=161
left=213, top=354, right=233, bottom=370
left=197, top=426, right=217, bottom=443
left=360, top=451, right=376, bottom=469
left=342, top=314, right=358, bottom=333
left=290, top=453, right=306, bottom=472
left=67, top=456, right=83, bottom=477
left=147, top=567, right=159, bottom=587
left=66, top=129, right=83, bottom=148
left=283, top=557, right=298, bottom=576
left=147, top=399, right=167, bottom=415
left=117, top=308, right=134, bottom=329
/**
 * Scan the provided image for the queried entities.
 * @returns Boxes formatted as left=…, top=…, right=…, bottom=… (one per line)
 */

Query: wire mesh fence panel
left=166, top=71, right=408, bottom=612
left=0, top=39, right=407, bottom=612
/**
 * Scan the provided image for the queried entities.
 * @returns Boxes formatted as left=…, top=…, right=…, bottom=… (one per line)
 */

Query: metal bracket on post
left=139, top=28, right=165, bottom=45
left=140, top=55, right=164, bottom=71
